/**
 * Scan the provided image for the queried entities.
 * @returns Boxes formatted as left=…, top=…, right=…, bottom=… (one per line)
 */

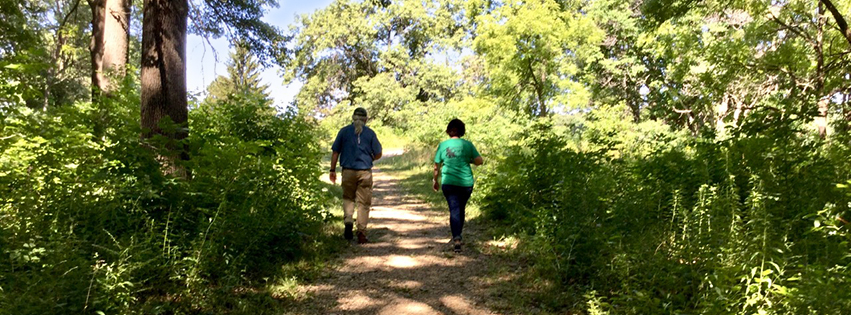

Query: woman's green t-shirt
left=434, top=138, right=481, bottom=187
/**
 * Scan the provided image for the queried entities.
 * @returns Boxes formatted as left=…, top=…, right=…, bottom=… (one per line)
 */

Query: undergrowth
left=475, top=110, right=851, bottom=314
left=0, top=89, right=344, bottom=314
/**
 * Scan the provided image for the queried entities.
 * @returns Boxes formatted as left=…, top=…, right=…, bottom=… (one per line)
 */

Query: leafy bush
left=0, top=88, right=329, bottom=314
left=184, top=93, right=327, bottom=282
left=479, top=106, right=851, bottom=314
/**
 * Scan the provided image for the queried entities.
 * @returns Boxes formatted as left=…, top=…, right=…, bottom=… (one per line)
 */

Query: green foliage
left=0, top=78, right=329, bottom=313
left=479, top=106, right=851, bottom=314
left=4, top=0, right=851, bottom=314
left=286, top=0, right=468, bottom=123
left=405, top=97, right=525, bottom=149
left=1, top=86, right=155, bottom=314
left=192, top=0, right=288, bottom=64
left=206, top=43, right=271, bottom=103
left=181, top=92, right=327, bottom=285
left=0, top=0, right=92, bottom=110
left=471, top=0, right=602, bottom=116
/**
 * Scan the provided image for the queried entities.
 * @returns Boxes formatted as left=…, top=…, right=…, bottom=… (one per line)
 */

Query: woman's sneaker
left=453, top=240, right=462, bottom=253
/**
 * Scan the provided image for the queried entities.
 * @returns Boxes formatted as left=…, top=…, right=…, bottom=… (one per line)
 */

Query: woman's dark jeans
left=442, top=184, right=474, bottom=241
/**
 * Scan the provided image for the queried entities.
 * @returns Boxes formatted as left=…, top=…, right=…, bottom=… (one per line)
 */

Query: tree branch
left=60, top=0, right=83, bottom=30
left=768, top=10, right=816, bottom=48
left=820, top=0, right=851, bottom=48
left=187, top=0, right=221, bottom=69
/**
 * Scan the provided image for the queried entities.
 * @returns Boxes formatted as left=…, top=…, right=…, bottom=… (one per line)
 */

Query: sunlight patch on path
left=338, top=254, right=473, bottom=272
left=377, top=298, right=442, bottom=315
left=440, top=295, right=493, bottom=315
left=369, top=207, right=430, bottom=221
left=337, top=290, right=381, bottom=311
left=385, top=255, right=419, bottom=268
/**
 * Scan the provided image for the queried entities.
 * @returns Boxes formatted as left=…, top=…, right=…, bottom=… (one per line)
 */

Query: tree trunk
left=844, top=91, right=850, bottom=133
left=535, top=84, right=548, bottom=117
left=816, top=3, right=828, bottom=138
left=45, top=22, right=66, bottom=111
left=90, top=0, right=130, bottom=96
left=715, top=94, right=729, bottom=135
left=141, top=0, right=189, bottom=175
left=102, top=0, right=131, bottom=92
left=625, top=74, right=640, bottom=122
left=89, top=0, right=105, bottom=98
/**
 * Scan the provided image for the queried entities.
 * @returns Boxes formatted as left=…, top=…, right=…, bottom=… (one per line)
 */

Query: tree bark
left=89, top=0, right=130, bottom=97
left=102, top=0, right=131, bottom=91
left=89, top=0, right=105, bottom=100
left=141, top=0, right=189, bottom=174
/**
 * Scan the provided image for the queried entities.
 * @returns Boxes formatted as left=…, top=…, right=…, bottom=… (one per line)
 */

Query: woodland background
left=1, top=0, right=850, bottom=314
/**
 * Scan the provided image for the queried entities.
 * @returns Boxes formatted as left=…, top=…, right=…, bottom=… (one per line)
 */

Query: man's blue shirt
left=332, top=125, right=382, bottom=170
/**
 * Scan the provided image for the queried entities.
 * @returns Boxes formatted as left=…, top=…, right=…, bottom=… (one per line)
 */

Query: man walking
left=330, top=107, right=382, bottom=244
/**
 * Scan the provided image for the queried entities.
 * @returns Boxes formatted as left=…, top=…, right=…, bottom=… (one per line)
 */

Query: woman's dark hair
left=446, top=118, right=466, bottom=137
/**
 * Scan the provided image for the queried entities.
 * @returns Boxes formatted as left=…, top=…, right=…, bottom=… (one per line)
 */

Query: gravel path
left=294, top=164, right=497, bottom=315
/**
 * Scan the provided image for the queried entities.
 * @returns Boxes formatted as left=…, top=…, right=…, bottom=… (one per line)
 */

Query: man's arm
left=373, top=152, right=382, bottom=161
left=330, top=151, right=340, bottom=184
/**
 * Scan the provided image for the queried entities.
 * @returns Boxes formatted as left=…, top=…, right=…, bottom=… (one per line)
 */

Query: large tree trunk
left=141, top=0, right=189, bottom=175
left=89, top=0, right=105, bottom=99
left=102, top=0, right=131, bottom=91
left=89, top=0, right=130, bottom=96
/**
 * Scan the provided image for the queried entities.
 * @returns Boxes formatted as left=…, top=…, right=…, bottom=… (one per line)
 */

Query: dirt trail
left=296, top=160, right=497, bottom=315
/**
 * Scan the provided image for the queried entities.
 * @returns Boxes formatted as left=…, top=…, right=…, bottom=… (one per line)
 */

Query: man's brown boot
left=357, top=231, right=368, bottom=244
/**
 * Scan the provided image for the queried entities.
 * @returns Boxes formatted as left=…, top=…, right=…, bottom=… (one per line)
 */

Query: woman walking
left=433, top=119, right=483, bottom=253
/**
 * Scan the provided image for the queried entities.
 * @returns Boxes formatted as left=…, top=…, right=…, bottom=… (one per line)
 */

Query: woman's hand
left=472, top=156, right=483, bottom=166
left=433, top=162, right=441, bottom=192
